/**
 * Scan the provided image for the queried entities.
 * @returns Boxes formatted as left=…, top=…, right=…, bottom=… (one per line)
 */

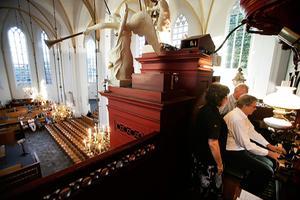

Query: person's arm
left=248, top=122, right=285, bottom=156
left=248, top=123, right=269, bottom=147
left=230, top=119, right=269, bottom=156
left=208, top=139, right=223, bottom=175
left=267, top=144, right=286, bottom=154
left=267, top=149, right=280, bottom=160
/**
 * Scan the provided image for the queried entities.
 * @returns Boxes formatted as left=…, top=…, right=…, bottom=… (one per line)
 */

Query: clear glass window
left=8, top=27, right=32, bottom=85
left=86, top=39, right=96, bottom=83
left=225, top=1, right=252, bottom=70
left=172, top=14, right=189, bottom=48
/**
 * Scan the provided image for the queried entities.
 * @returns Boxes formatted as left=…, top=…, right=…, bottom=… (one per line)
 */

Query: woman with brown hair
left=190, top=83, right=229, bottom=199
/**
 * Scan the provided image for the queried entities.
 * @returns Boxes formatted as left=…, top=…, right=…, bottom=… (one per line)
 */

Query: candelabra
left=33, top=93, right=47, bottom=105
left=51, top=104, right=73, bottom=122
left=83, top=125, right=111, bottom=156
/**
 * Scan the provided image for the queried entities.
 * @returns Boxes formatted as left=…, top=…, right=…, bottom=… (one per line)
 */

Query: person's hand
left=276, top=144, right=287, bottom=155
left=217, top=164, right=223, bottom=175
left=268, top=144, right=286, bottom=155
left=268, top=150, right=280, bottom=161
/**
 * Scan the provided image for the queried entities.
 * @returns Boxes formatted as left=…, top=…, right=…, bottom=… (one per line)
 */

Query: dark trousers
left=225, top=150, right=274, bottom=194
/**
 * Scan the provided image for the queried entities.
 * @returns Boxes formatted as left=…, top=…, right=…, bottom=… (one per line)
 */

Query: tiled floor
left=25, top=128, right=73, bottom=177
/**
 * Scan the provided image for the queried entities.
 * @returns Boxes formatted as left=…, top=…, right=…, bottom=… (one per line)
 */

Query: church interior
left=0, top=0, right=300, bottom=199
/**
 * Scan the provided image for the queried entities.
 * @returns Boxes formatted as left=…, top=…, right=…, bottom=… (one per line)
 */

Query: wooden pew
left=45, top=124, right=83, bottom=163
left=81, top=115, right=95, bottom=127
left=0, top=128, right=16, bottom=145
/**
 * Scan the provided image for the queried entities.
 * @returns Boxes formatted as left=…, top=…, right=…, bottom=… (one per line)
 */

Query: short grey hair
left=236, top=94, right=257, bottom=108
left=234, top=83, right=249, bottom=93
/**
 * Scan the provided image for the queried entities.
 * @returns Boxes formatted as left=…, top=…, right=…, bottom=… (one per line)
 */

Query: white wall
left=74, top=35, right=90, bottom=115
left=169, top=0, right=202, bottom=38
left=0, top=46, right=11, bottom=105
left=246, top=35, right=276, bottom=98
left=245, top=35, right=289, bottom=98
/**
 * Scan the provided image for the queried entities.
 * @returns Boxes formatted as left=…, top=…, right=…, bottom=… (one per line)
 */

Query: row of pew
left=45, top=116, right=95, bottom=163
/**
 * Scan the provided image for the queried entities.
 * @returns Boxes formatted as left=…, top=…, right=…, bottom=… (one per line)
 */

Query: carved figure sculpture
left=84, top=13, right=121, bottom=35
left=156, top=0, right=171, bottom=32
left=145, top=0, right=170, bottom=32
left=111, top=4, right=161, bottom=85
left=85, top=3, right=161, bottom=86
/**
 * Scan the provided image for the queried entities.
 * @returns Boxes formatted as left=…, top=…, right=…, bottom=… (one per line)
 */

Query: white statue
left=85, top=3, right=161, bottom=86
left=110, top=4, right=162, bottom=85
left=84, top=13, right=121, bottom=35
left=151, top=0, right=170, bottom=32
left=107, top=4, right=133, bottom=86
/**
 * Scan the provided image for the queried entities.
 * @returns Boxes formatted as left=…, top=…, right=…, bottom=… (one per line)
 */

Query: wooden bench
left=81, top=115, right=95, bottom=127
left=0, top=152, right=41, bottom=192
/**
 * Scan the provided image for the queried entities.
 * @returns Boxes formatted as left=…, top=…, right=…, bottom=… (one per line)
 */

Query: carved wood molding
left=42, top=143, right=156, bottom=200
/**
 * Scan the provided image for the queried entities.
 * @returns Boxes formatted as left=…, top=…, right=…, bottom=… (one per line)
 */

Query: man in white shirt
left=219, top=83, right=248, bottom=116
left=223, top=94, right=285, bottom=195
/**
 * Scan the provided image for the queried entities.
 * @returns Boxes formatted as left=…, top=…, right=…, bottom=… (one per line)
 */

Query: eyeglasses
left=248, top=103, right=257, bottom=109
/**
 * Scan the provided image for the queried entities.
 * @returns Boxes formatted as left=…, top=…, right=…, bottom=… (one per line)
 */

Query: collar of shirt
left=233, top=107, right=247, bottom=119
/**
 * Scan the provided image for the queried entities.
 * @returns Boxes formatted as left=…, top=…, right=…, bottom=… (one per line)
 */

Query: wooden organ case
left=101, top=50, right=213, bottom=195
left=101, top=50, right=213, bottom=145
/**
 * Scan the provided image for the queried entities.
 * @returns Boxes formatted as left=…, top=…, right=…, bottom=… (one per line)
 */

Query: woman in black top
left=190, top=83, right=229, bottom=199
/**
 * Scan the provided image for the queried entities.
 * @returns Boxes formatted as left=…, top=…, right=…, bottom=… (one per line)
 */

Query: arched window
left=172, top=14, right=188, bottom=48
left=225, top=1, right=251, bottom=69
left=41, top=31, right=52, bottom=84
left=86, top=39, right=96, bottom=83
left=8, top=26, right=31, bottom=85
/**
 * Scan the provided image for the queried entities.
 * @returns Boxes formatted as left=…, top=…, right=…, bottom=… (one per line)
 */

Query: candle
left=93, top=132, right=97, bottom=142
left=100, top=131, right=104, bottom=142
left=88, top=128, right=92, bottom=140
left=83, top=139, right=86, bottom=148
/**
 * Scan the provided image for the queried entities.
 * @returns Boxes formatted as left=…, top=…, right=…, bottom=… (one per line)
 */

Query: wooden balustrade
left=1, top=132, right=161, bottom=200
